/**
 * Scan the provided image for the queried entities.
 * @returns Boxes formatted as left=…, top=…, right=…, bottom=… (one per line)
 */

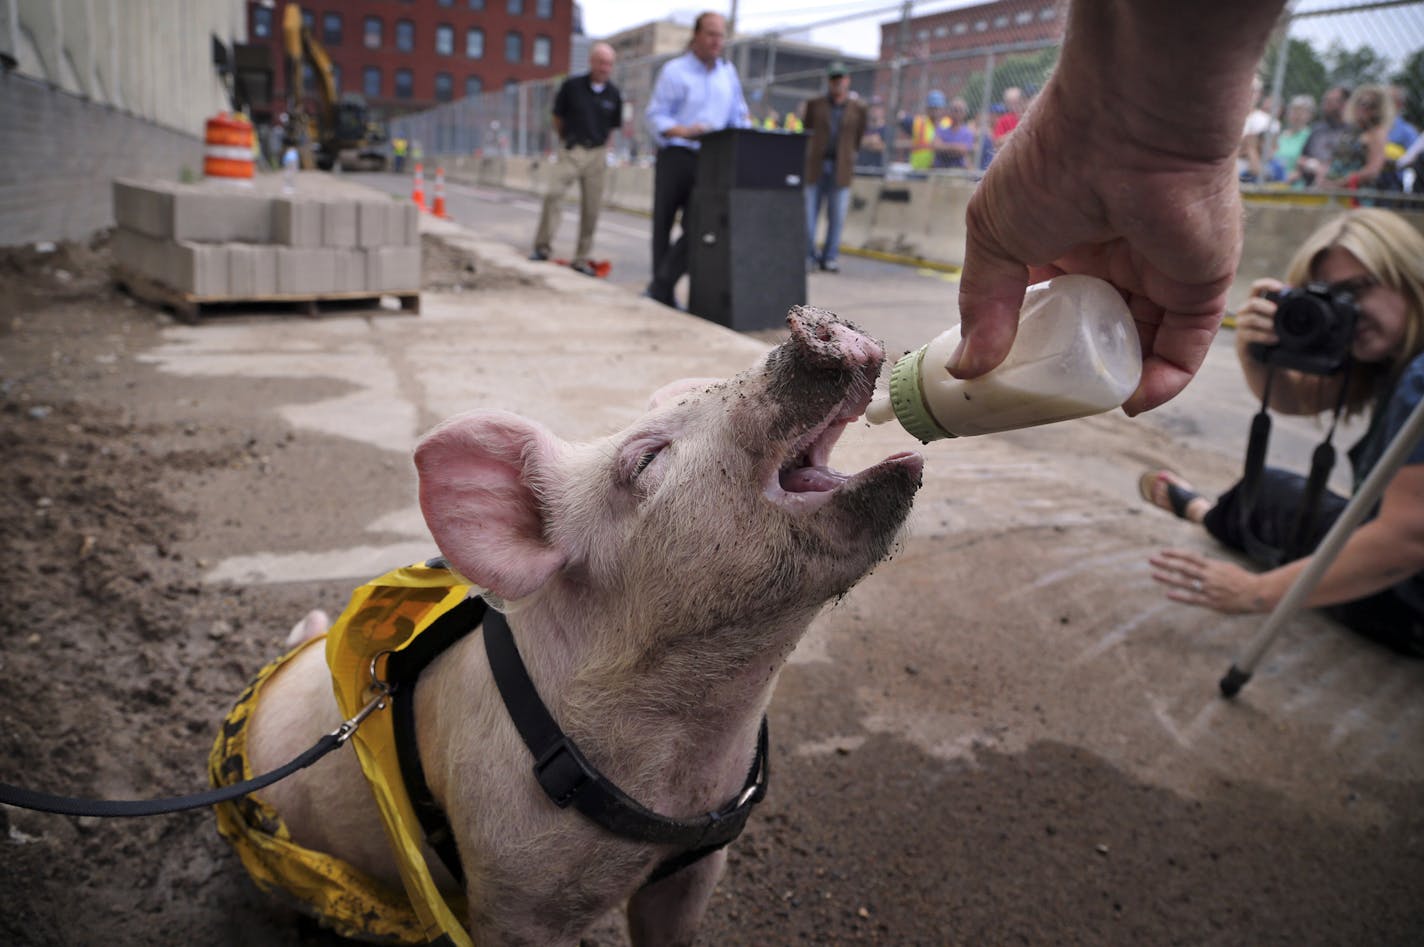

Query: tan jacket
left=802, top=95, right=867, bottom=188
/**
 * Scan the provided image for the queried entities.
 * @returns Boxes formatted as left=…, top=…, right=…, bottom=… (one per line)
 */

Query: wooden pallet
left=113, top=265, right=420, bottom=325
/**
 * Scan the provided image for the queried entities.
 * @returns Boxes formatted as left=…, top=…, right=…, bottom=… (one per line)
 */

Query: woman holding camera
left=1139, top=208, right=1424, bottom=656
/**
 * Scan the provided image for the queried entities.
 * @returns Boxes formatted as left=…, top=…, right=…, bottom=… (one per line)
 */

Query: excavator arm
left=282, top=4, right=336, bottom=147
left=280, top=3, right=385, bottom=172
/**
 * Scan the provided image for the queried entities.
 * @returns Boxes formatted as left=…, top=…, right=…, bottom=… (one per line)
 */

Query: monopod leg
left=1220, top=395, right=1424, bottom=697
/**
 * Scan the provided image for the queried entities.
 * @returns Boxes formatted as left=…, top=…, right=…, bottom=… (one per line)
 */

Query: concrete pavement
left=124, top=194, right=1422, bottom=849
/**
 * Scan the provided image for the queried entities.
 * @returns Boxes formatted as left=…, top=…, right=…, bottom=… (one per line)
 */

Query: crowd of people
left=1239, top=80, right=1421, bottom=192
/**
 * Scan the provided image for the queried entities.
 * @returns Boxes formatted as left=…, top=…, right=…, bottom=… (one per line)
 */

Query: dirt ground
left=1, top=232, right=1421, bottom=947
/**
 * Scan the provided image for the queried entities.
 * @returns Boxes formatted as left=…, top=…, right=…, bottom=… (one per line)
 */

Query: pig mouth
left=766, top=384, right=923, bottom=513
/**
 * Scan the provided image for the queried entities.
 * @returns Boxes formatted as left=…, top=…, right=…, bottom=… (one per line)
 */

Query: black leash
left=0, top=690, right=386, bottom=817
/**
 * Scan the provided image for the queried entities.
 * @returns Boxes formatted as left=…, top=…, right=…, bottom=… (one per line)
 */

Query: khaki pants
left=533, top=144, right=608, bottom=264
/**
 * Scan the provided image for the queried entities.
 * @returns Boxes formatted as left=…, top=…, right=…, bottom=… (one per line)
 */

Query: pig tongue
left=781, top=464, right=849, bottom=493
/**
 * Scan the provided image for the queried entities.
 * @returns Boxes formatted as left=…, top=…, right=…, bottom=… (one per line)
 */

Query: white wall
left=6, top=0, right=243, bottom=136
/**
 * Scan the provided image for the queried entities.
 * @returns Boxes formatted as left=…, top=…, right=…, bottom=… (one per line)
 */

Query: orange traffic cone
left=411, top=163, right=427, bottom=211
left=432, top=166, right=449, bottom=219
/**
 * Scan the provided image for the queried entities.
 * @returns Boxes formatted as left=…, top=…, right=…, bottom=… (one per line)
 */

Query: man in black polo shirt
left=531, top=42, right=623, bottom=275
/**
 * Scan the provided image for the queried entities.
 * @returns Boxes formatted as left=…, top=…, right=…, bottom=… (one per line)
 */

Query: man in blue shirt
left=642, top=12, right=751, bottom=308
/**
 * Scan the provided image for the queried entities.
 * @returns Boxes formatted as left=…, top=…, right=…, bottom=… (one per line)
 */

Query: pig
left=240, top=307, right=923, bottom=945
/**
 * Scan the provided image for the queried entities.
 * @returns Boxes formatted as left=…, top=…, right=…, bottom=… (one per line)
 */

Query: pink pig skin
left=244, top=307, right=923, bottom=945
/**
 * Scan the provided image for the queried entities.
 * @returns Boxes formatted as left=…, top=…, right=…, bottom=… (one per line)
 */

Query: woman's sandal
left=1138, top=469, right=1201, bottom=520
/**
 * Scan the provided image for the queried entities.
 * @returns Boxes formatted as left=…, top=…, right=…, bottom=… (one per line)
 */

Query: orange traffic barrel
left=203, top=113, right=255, bottom=182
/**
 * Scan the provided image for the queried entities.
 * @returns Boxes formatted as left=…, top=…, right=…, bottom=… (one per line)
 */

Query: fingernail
left=946, top=335, right=972, bottom=377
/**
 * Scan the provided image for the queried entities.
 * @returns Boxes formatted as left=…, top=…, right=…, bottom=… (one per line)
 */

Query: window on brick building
left=994, top=15, right=1009, bottom=28
left=504, top=79, right=519, bottom=97
left=363, top=67, right=382, bottom=98
left=435, top=72, right=453, bottom=101
left=466, top=75, right=483, bottom=97
left=467, top=28, right=484, bottom=58
left=1040, top=6, right=1058, bottom=20
left=953, top=22, right=968, bottom=35
left=468, top=0, right=485, bottom=8
left=302, top=10, right=314, bottom=32
left=974, top=19, right=987, bottom=31
left=536, top=0, right=553, bottom=18
left=364, top=17, right=382, bottom=49
left=395, top=68, right=413, bottom=99
left=438, top=0, right=454, bottom=6
left=1015, top=10, right=1034, bottom=25
left=253, top=8, right=272, bottom=38
left=322, top=12, right=342, bottom=45
left=436, top=24, right=454, bottom=55
left=396, top=20, right=415, bottom=52
left=505, top=31, right=523, bottom=63
left=330, top=64, right=341, bottom=92
left=302, top=63, right=314, bottom=94
left=934, top=26, right=948, bottom=38
left=508, top=0, right=524, bottom=14
left=532, top=35, right=551, bottom=66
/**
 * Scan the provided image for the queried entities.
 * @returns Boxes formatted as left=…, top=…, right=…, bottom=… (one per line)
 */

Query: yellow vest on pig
left=210, top=562, right=477, bottom=946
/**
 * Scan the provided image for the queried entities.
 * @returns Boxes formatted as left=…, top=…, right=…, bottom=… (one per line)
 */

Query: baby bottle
left=866, top=274, right=1142, bottom=441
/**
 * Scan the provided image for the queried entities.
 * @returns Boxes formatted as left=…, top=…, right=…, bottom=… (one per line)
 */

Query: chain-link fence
left=391, top=0, right=1424, bottom=196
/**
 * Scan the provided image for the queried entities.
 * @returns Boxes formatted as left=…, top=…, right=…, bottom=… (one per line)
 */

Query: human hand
left=1234, top=278, right=1284, bottom=349
left=950, top=0, right=1297, bottom=419
left=955, top=91, right=1243, bottom=415
left=1149, top=549, right=1268, bottom=614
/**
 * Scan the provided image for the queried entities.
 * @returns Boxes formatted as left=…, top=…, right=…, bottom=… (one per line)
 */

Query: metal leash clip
left=331, top=650, right=395, bottom=744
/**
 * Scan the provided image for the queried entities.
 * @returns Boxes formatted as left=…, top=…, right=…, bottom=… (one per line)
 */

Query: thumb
left=951, top=224, right=1030, bottom=379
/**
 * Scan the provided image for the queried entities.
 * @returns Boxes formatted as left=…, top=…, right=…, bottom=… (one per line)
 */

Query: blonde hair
left=1285, top=209, right=1424, bottom=412
left=1344, top=84, right=1394, bottom=131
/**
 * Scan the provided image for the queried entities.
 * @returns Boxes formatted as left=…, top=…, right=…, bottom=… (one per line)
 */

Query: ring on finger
left=1192, top=578, right=1203, bottom=592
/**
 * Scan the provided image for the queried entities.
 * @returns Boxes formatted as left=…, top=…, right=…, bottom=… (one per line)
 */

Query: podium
left=688, top=128, right=808, bottom=332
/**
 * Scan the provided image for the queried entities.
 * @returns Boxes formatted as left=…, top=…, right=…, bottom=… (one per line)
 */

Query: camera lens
left=1275, top=294, right=1334, bottom=347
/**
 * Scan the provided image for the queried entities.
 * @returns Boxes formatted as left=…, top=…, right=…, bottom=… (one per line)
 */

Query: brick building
left=245, top=0, right=576, bottom=123
left=876, top=0, right=1064, bottom=110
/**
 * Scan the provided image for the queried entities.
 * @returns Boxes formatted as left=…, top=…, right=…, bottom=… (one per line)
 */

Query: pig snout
left=751, top=308, right=923, bottom=530
left=785, top=306, right=883, bottom=371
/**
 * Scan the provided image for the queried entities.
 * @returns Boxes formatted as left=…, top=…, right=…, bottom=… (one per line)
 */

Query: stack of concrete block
left=111, top=173, right=421, bottom=300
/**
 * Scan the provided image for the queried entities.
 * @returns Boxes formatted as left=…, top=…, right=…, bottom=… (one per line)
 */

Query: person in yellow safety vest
left=783, top=110, right=804, bottom=133
left=901, top=89, right=952, bottom=170
left=761, top=109, right=780, bottom=131
left=393, top=137, right=408, bottom=173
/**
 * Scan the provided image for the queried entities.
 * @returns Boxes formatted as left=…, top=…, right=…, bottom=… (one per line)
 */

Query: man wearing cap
left=899, top=90, right=954, bottom=171
left=530, top=42, right=623, bottom=275
left=801, top=61, right=867, bottom=273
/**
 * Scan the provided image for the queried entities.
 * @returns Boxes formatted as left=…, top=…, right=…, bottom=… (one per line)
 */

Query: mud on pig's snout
left=784, top=306, right=884, bottom=370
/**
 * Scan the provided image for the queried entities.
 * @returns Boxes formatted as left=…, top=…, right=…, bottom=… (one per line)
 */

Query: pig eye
left=621, top=439, right=668, bottom=485
left=632, top=446, right=662, bottom=478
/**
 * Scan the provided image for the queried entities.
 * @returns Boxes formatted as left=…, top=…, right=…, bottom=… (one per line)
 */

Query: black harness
left=384, top=572, right=770, bottom=890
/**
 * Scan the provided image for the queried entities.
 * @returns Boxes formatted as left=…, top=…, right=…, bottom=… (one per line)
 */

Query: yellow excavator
left=282, top=3, right=389, bottom=171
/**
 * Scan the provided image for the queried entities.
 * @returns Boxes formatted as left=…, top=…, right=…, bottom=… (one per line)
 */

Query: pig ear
left=415, top=411, right=567, bottom=601
left=646, top=377, right=720, bottom=410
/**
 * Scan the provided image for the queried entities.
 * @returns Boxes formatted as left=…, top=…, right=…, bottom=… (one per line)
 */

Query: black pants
left=1203, top=467, right=1424, bottom=656
left=648, top=146, right=698, bottom=304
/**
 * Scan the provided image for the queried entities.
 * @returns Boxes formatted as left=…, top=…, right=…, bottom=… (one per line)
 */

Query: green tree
left=1324, top=40, right=1390, bottom=90
left=1391, top=47, right=1424, bottom=129
left=1259, top=36, right=1328, bottom=102
left=960, top=46, right=1060, bottom=115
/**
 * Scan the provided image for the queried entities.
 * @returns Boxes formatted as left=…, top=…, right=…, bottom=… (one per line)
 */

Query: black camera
left=1246, top=282, right=1359, bottom=375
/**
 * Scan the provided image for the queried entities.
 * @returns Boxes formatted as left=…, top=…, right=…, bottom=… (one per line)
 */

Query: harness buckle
left=330, top=651, right=396, bottom=744
left=532, top=738, right=596, bottom=808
